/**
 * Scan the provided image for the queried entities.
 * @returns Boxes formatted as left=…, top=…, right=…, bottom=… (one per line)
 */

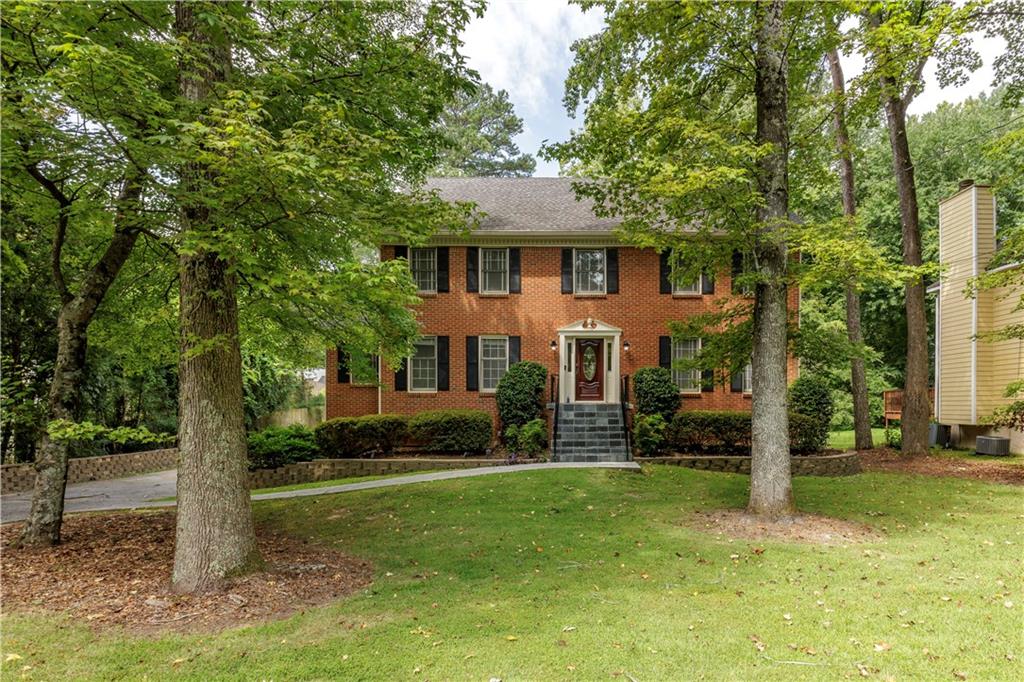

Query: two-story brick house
left=326, top=177, right=799, bottom=460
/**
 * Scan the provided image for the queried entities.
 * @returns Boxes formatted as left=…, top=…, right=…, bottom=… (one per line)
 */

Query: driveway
left=0, top=461, right=640, bottom=525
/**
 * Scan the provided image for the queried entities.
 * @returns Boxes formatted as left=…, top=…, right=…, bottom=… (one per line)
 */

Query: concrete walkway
left=0, top=461, right=640, bottom=524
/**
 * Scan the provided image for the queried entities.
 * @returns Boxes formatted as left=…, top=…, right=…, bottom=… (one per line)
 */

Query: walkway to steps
left=554, top=402, right=631, bottom=462
left=0, top=461, right=640, bottom=524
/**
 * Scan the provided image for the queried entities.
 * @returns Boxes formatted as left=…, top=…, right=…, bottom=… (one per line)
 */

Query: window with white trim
left=480, top=336, right=509, bottom=392
left=410, top=336, right=437, bottom=391
left=410, top=248, right=437, bottom=293
left=672, top=275, right=701, bottom=295
left=742, top=362, right=753, bottom=393
left=672, top=338, right=702, bottom=393
left=573, top=248, right=606, bottom=294
left=480, top=248, right=509, bottom=294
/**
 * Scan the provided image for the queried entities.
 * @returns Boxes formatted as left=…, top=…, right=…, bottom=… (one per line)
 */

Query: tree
left=546, top=0, right=830, bottom=517
left=434, top=82, right=536, bottom=177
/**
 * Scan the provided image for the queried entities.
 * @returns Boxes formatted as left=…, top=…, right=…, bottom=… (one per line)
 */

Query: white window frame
left=409, top=336, right=437, bottom=393
left=410, top=247, right=437, bottom=294
left=672, top=338, right=702, bottom=394
left=672, top=274, right=701, bottom=296
left=480, top=248, right=509, bottom=295
left=573, top=247, right=607, bottom=295
left=742, top=362, right=753, bottom=394
left=479, top=335, right=510, bottom=393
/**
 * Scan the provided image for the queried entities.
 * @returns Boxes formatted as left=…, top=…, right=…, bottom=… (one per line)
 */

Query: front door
left=574, top=338, right=604, bottom=401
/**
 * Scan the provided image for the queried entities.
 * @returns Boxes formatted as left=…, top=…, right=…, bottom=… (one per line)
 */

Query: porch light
left=623, top=341, right=631, bottom=352
left=550, top=340, right=557, bottom=351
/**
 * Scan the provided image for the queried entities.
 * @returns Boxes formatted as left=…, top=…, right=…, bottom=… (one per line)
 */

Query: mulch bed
left=857, top=448, right=1024, bottom=485
left=691, top=509, right=879, bottom=546
left=0, top=512, right=373, bottom=634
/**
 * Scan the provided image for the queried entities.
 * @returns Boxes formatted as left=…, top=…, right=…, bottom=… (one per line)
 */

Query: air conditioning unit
left=976, top=436, right=1010, bottom=456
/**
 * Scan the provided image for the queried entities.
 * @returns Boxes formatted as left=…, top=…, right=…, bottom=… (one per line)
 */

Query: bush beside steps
left=632, top=410, right=828, bottom=457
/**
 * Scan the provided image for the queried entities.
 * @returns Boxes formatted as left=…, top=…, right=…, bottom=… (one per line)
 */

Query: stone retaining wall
left=1, top=448, right=179, bottom=495
left=638, top=451, right=861, bottom=476
left=247, top=457, right=529, bottom=490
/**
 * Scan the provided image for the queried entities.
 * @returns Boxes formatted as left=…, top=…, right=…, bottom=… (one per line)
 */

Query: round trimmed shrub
left=788, top=374, right=835, bottom=426
left=247, top=424, right=319, bottom=471
left=504, top=418, right=548, bottom=458
left=632, top=413, right=667, bottom=456
left=496, top=361, right=548, bottom=431
left=314, top=414, right=408, bottom=458
left=633, top=367, right=681, bottom=420
left=408, top=409, right=492, bottom=453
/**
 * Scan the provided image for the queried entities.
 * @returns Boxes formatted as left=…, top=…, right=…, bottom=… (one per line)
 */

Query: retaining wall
left=247, top=457, right=523, bottom=489
left=1, top=448, right=179, bottom=495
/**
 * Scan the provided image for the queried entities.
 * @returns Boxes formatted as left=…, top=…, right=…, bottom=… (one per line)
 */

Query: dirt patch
left=691, top=509, right=879, bottom=545
left=858, top=448, right=1024, bottom=485
left=0, top=511, right=373, bottom=634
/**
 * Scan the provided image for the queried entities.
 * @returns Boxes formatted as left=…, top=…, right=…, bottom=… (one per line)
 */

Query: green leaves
left=46, top=419, right=172, bottom=446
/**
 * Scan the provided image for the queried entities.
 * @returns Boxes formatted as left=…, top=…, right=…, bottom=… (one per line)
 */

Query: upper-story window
left=481, top=248, right=509, bottom=294
left=672, top=338, right=702, bottom=393
left=410, top=248, right=437, bottom=294
left=673, top=276, right=701, bottom=296
left=410, top=336, right=437, bottom=392
left=480, top=336, right=509, bottom=392
left=574, top=248, right=606, bottom=294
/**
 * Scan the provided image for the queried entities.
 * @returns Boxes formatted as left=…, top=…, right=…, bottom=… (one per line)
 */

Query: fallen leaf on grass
left=874, top=642, right=892, bottom=652
left=506, top=635, right=518, bottom=641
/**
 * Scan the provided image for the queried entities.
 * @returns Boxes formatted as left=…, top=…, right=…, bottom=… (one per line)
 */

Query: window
left=351, top=354, right=380, bottom=386
left=410, top=337, right=437, bottom=391
left=672, top=338, right=702, bottom=393
left=574, top=248, right=606, bottom=294
left=742, top=362, right=753, bottom=393
left=410, top=248, right=437, bottom=293
left=672, top=276, right=701, bottom=296
left=480, top=248, right=509, bottom=294
left=480, top=336, right=509, bottom=392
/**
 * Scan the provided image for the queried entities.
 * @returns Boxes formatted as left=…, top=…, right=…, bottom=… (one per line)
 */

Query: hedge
left=314, top=414, right=408, bottom=458
left=633, top=367, right=681, bottom=419
left=496, top=361, right=548, bottom=430
left=664, top=410, right=826, bottom=455
left=247, top=424, right=319, bottom=471
left=407, top=409, right=493, bottom=453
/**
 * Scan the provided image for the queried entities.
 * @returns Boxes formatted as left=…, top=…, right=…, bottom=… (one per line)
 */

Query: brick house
left=326, top=178, right=799, bottom=460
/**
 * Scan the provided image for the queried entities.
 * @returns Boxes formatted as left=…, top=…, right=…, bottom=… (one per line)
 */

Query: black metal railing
left=550, top=374, right=560, bottom=461
left=620, top=375, right=632, bottom=460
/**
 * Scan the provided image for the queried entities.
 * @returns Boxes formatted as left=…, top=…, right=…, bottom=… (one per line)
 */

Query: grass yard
left=2, top=466, right=1021, bottom=680
left=827, top=428, right=887, bottom=450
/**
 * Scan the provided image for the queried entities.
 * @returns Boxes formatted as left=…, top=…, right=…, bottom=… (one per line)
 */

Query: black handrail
left=621, top=375, right=632, bottom=460
left=551, top=374, right=560, bottom=461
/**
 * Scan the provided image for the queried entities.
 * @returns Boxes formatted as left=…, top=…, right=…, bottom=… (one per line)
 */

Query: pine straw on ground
left=0, top=511, right=373, bottom=634
left=691, top=509, right=880, bottom=545
left=857, top=448, right=1024, bottom=485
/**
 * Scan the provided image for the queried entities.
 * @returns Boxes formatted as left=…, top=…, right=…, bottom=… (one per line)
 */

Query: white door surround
left=557, top=318, right=622, bottom=404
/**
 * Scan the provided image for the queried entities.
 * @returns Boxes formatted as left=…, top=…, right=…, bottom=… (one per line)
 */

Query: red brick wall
left=326, top=245, right=799, bottom=421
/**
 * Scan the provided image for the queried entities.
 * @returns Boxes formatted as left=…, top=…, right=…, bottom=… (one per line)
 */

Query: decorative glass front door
left=574, top=338, right=604, bottom=401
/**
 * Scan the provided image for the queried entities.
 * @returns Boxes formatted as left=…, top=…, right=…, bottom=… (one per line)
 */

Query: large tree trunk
left=18, top=178, right=144, bottom=546
left=827, top=49, right=873, bottom=451
left=171, top=0, right=260, bottom=593
left=748, top=0, right=794, bottom=518
left=881, top=90, right=929, bottom=456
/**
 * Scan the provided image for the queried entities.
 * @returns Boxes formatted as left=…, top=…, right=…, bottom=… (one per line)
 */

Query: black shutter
left=509, top=336, right=521, bottom=365
left=466, top=247, right=479, bottom=293
left=730, top=369, right=744, bottom=393
left=394, top=245, right=408, bottom=261
left=395, top=358, right=407, bottom=391
left=731, top=250, right=743, bottom=294
left=659, top=336, right=672, bottom=370
left=436, top=247, right=449, bottom=293
left=561, top=248, right=573, bottom=294
left=701, top=271, right=715, bottom=295
left=659, top=251, right=672, bottom=294
left=336, top=345, right=350, bottom=384
left=606, top=248, right=619, bottom=293
left=509, top=248, right=521, bottom=293
left=437, top=336, right=449, bottom=391
left=701, top=369, right=714, bottom=392
left=466, top=336, right=478, bottom=391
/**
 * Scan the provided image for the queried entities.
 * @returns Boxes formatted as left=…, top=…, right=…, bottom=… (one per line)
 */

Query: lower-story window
left=480, top=336, right=509, bottom=392
left=743, top=362, right=753, bottom=393
left=410, top=336, right=437, bottom=392
left=672, top=338, right=702, bottom=393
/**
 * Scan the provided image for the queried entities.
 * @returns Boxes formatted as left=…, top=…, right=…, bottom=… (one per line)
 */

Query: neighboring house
left=326, top=177, right=799, bottom=460
left=930, top=180, right=1023, bottom=454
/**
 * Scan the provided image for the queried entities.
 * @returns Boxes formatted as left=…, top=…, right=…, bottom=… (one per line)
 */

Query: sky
left=460, top=1, right=1008, bottom=177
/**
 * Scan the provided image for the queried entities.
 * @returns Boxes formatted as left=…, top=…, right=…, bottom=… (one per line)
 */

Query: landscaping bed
left=0, top=512, right=373, bottom=634
left=639, top=450, right=861, bottom=476
left=858, top=447, right=1024, bottom=485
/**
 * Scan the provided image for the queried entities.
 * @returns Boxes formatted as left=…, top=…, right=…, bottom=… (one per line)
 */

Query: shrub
left=247, top=424, right=319, bottom=471
left=504, top=418, right=548, bottom=458
left=632, top=413, right=667, bottom=456
left=664, top=410, right=826, bottom=455
left=885, top=426, right=902, bottom=450
left=408, top=409, right=493, bottom=453
left=788, top=374, right=835, bottom=426
left=314, top=414, right=408, bottom=458
left=496, top=361, right=548, bottom=430
left=633, top=367, right=681, bottom=420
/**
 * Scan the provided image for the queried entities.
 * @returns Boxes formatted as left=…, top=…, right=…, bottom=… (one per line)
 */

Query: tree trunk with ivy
left=171, top=0, right=261, bottom=593
left=748, top=0, right=795, bottom=518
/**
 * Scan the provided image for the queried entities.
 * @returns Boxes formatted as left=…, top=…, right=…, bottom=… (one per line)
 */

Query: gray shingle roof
left=426, top=177, right=619, bottom=233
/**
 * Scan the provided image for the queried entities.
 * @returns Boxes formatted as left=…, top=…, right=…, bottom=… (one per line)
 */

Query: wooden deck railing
left=883, top=389, right=936, bottom=428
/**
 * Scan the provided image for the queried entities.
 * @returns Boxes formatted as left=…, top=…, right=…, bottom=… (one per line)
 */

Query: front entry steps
left=554, top=403, right=630, bottom=463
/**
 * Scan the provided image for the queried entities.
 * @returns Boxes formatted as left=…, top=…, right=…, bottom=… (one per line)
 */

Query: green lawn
left=827, top=428, right=887, bottom=450
left=3, top=466, right=1021, bottom=680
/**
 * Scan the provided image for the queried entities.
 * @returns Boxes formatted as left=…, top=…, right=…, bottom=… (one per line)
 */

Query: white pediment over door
left=557, top=318, right=622, bottom=335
